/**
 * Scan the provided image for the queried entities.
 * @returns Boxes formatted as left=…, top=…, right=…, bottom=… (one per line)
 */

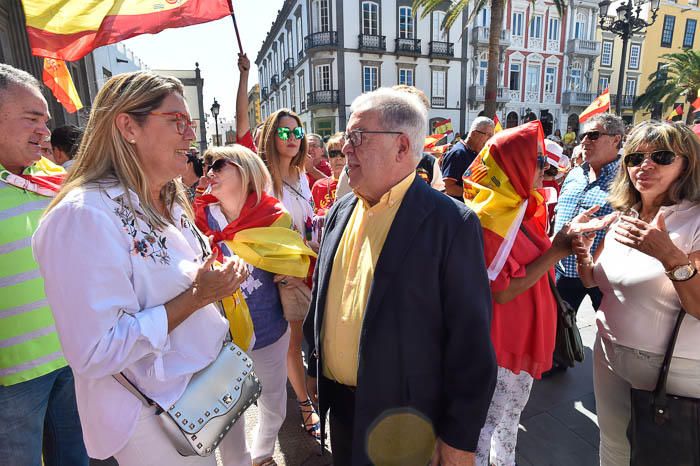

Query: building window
left=399, top=6, right=414, bottom=39
left=628, top=44, right=641, bottom=69
left=574, top=13, right=587, bottom=39
left=398, top=68, right=414, bottom=86
left=363, top=66, right=379, bottom=92
left=478, top=54, right=488, bottom=86
left=312, top=0, right=330, bottom=33
left=544, top=66, right=556, bottom=93
left=661, top=15, right=675, bottom=47
left=299, top=74, right=306, bottom=106
left=362, top=2, right=379, bottom=35
left=296, top=17, right=303, bottom=53
left=315, top=64, right=331, bottom=91
left=548, top=17, right=560, bottom=41
left=512, top=12, right=524, bottom=36
left=479, top=8, right=490, bottom=27
left=601, top=40, right=614, bottom=67
left=598, top=76, right=610, bottom=94
left=683, top=19, right=697, bottom=48
left=625, top=77, right=637, bottom=97
left=432, top=11, right=448, bottom=41
left=529, top=15, right=543, bottom=38
left=526, top=64, right=540, bottom=93
left=569, top=63, right=581, bottom=91
left=432, top=69, right=446, bottom=97
left=282, top=86, right=288, bottom=108
left=509, top=63, right=521, bottom=91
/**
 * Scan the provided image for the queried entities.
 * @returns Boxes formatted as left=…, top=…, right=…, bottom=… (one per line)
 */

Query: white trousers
left=114, top=327, right=290, bottom=466
left=475, top=366, right=534, bottom=466
left=220, top=326, right=290, bottom=466
left=593, top=334, right=700, bottom=466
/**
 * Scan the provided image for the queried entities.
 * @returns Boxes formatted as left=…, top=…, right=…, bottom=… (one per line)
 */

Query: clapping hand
left=568, top=205, right=617, bottom=235
left=193, top=254, right=249, bottom=306
left=614, top=212, right=681, bottom=264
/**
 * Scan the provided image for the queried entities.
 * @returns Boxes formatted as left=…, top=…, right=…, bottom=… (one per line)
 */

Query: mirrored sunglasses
left=277, top=126, right=305, bottom=141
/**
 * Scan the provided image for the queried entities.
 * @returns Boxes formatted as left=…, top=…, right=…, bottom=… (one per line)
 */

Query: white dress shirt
left=32, top=182, right=228, bottom=459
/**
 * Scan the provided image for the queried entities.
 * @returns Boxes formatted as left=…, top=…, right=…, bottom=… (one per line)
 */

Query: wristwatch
left=665, top=262, right=698, bottom=282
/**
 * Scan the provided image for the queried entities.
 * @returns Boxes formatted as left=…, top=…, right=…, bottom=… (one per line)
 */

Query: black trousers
left=324, top=377, right=357, bottom=466
left=556, top=275, right=603, bottom=311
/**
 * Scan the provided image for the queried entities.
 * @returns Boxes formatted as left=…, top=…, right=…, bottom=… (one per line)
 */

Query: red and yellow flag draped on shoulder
left=21, top=0, right=232, bottom=61
left=462, top=121, right=547, bottom=280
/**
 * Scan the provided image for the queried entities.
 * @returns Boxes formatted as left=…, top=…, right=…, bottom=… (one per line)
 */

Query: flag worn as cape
left=0, top=157, right=65, bottom=197
left=43, top=58, right=82, bottom=113
left=463, top=121, right=546, bottom=280
left=493, top=114, right=503, bottom=133
left=579, top=89, right=610, bottom=123
left=22, top=0, right=232, bottom=61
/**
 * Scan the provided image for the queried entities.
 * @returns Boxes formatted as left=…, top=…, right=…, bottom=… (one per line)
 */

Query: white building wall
left=92, top=43, right=146, bottom=90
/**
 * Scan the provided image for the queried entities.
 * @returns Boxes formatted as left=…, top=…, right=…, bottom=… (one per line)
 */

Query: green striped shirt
left=0, top=164, right=66, bottom=386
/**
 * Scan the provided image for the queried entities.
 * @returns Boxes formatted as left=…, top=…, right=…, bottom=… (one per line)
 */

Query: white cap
left=544, top=139, right=564, bottom=166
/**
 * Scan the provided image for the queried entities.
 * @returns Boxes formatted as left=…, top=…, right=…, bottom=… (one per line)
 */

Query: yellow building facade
left=247, top=83, right=262, bottom=129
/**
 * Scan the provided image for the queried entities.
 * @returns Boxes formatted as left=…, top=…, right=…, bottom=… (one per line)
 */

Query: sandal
left=298, top=398, right=321, bottom=440
left=253, top=458, right=277, bottom=466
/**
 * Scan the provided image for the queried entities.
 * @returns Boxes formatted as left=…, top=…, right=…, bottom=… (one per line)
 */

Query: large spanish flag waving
left=463, top=121, right=545, bottom=280
left=22, top=0, right=232, bottom=61
left=579, top=88, right=610, bottom=123
left=43, top=58, right=82, bottom=113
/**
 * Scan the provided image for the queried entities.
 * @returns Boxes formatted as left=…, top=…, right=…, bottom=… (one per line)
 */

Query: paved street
left=92, top=298, right=599, bottom=466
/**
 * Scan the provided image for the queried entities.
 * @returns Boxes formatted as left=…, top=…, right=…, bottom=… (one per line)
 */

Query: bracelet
left=577, top=256, right=594, bottom=267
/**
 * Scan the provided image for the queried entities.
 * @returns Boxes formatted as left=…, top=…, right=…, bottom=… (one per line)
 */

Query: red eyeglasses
left=148, top=112, right=197, bottom=135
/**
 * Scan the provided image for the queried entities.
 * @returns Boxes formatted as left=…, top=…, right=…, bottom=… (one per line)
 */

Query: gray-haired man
left=441, top=117, right=495, bottom=200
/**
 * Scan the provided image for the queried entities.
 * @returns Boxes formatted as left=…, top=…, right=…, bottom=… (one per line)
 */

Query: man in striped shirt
left=0, top=64, right=87, bottom=464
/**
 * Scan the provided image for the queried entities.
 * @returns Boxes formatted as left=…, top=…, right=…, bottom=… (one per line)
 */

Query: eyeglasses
left=624, top=150, right=678, bottom=167
left=581, top=130, right=612, bottom=141
left=342, top=129, right=403, bottom=148
left=209, top=158, right=238, bottom=173
left=536, top=154, right=548, bottom=169
left=148, top=112, right=196, bottom=135
left=328, top=150, right=345, bottom=158
left=277, top=126, right=305, bottom=141
left=473, top=129, right=494, bottom=138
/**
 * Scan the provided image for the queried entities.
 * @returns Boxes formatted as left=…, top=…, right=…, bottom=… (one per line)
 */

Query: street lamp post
left=598, top=0, right=660, bottom=116
left=211, top=98, right=221, bottom=146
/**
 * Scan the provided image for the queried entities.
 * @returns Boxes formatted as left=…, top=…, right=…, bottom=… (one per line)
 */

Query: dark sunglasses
left=581, top=130, right=611, bottom=141
left=328, top=150, right=345, bottom=158
left=624, top=150, right=678, bottom=167
left=209, top=158, right=235, bottom=173
left=277, top=126, right=305, bottom=141
left=537, top=155, right=548, bottom=169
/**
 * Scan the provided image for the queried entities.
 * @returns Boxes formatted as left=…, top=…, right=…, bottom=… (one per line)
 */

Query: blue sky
left=124, top=0, right=284, bottom=121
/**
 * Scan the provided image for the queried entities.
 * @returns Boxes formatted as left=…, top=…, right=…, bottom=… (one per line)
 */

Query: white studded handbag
left=113, top=341, right=262, bottom=457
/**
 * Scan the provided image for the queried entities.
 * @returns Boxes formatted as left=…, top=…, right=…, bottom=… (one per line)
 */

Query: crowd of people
left=1, top=56, right=699, bottom=466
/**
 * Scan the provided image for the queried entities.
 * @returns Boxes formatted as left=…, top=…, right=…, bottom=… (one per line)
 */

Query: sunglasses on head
left=277, top=126, right=305, bottom=141
left=624, top=150, right=678, bottom=167
left=581, top=130, right=611, bottom=141
left=328, top=150, right=344, bottom=158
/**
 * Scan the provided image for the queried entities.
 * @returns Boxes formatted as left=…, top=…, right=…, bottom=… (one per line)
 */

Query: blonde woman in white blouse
left=32, top=72, right=248, bottom=465
left=572, top=121, right=700, bottom=466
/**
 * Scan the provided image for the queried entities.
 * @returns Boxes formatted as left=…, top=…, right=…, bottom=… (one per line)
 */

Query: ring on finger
left=280, top=279, right=288, bottom=286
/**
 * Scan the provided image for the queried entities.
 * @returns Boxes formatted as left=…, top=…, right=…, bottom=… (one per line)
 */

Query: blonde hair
left=257, top=108, right=307, bottom=197
left=203, top=144, right=271, bottom=204
left=47, top=72, right=190, bottom=228
left=326, top=132, right=344, bottom=152
left=609, top=120, right=700, bottom=211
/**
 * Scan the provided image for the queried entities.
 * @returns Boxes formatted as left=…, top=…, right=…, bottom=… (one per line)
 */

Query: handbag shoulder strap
left=113, top=372, right=155, bottom=407
left=518, top=225, right=561, bottom=301
left=654, top=309, right=687, bottom=399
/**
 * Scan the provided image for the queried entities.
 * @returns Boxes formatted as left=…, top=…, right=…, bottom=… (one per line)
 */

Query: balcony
left=431, top=96, right=446, bottom=108
left=566, top=38, right=601, bottom=57
left=395, top=38, right=421, bottom=56
left=283, top=58, right=294, bottom=78
left=270, top=74, right=280, bottom=91
left=261, top=87, right=269, bottom=100
left=304, top=31, right=338, bottom=52
left=429, top=41, right=454, bottom=58
left=610, top=94, right=636, bottom=109
left=298, top=49, right=304, bottom=61
left=358, top=34, right=386, bottom=52
left=467, top=85, right=510, bottom=104
left=307, top=90, right=339, bottom=109
left=471, top=27, right=511, bottom=48
left=300, top=100, right=306, bottom=113
left=562, top=91, right=595, bottom=108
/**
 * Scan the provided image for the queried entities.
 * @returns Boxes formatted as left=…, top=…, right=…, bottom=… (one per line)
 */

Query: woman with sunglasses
left=311, top=132, right=345, bottom=216
left=571, top=121, right=700, bottom=466
left=194, top=146, right=315, bottom=466
left=32, top=72, right=250, bottom=465
left=257, top=109, right=321, bottom=439
left=463, top=121, right=578, bottom=466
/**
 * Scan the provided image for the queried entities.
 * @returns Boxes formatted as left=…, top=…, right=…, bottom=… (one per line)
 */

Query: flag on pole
left=43, top=58, right=82, bottom=113
left=22, top=0, right=232, bottom=61
left=579, top=89, right=610, bottom=123
left=493, top=114, right=503, bottom=133
left=665, top=104, right=684, bottom=121
left=433, top=118, right=453, bottom=135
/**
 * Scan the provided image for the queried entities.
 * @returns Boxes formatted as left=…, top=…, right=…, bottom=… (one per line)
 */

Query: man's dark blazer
left=304, top=176, right=497, bottom=464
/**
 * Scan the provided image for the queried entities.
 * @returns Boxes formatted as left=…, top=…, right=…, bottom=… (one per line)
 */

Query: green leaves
left=635, top=49, right=700, bottom=113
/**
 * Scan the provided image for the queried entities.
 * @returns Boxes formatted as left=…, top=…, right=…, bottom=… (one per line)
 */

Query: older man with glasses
left=304, top=88, right=496, bottom=466
left=551, top=113, right=625, bottom=370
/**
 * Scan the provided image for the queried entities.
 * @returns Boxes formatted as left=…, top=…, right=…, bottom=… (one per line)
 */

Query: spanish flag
left=463, top=121, right=545, bottom=280
left=579, top=88, right=610, bottom=123
left=433, top=118, right=454, bottom=135
left=493, top=114, right=503, bottom=133
left=666, top=104, right=683, bottom=121
left=43, top=58, right=82, bottom=113
left=424, top=133, right=446, bottom=150
left=22, top=0, right=232, bottom=61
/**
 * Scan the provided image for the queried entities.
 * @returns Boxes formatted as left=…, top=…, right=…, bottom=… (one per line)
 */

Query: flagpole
left=228, top=1, right=243, bottom=53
